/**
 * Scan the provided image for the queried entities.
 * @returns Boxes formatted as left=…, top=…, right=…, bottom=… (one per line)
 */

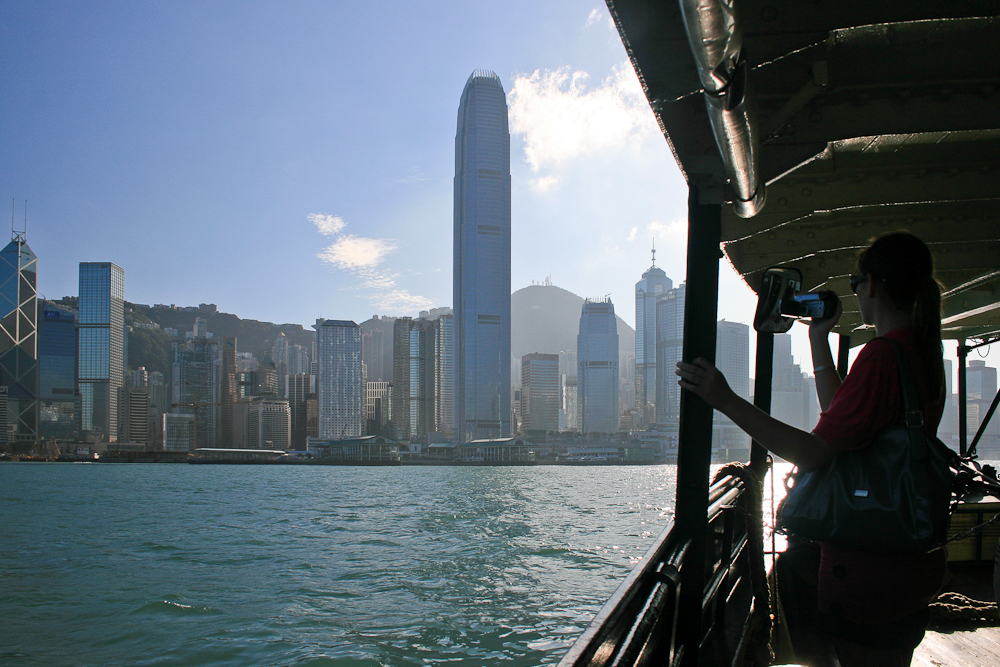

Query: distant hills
left=511, top=284, right=635, bottom=362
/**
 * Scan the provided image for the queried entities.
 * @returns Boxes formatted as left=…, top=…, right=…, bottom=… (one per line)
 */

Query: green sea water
left=1, top=463, right=690, bottom=667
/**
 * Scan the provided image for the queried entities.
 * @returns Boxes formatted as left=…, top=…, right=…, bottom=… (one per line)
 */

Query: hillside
left=122, top=303, right=317, bottom=373
left=511, top=284, right=635, bottom=360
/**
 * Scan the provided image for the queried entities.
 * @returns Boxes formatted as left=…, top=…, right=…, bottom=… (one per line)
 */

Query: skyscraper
left=577, top=298, right=620, bottom=434
left=286, top=372, right=316, bottom=448
left=317, top=319, right=362, bottom=438
left=78, top=262, right=124, bottom=442
left=172, top=337, right=219, bottom=448
left=392, top=315, right=453, bottom=443
left=453, top=69, right=511, bottom=443
left=520, top=353, right=559, bottom=433
left=38, top=302, right=75, bottom=443
left=635, top=249, right=672, bottom=428
left=714, top=320, right=751, bottom=459
left=655, top=283, right=685, bottom=424
left=0, top=232, right=39, bottom=447
left=220, top=337, right=238, bottom=448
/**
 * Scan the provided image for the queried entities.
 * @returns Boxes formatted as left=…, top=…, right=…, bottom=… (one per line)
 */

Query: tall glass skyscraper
left=634, top=251, right=672, bottom=429
left=453, top=69, right=511, bottom=443
left=38, top=303, right=76, bottom=442
left=317, top=319, right=362, bottom=438
left=577, top=298, right=620, bottom=434
left=655, top=284, right=685, bottom=424
left=78, top=262, right=124, bottom=442
left=0, top=234, right=39, bottom=446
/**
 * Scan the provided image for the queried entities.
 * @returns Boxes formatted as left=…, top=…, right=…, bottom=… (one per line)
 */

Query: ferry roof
left=608, top=1, right=1000, bottom=344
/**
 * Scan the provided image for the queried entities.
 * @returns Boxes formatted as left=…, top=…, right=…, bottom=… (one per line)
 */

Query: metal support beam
left=749, top=332, right=773, bottom=481
left=675, top=189, right=722, bottom=667
left=959, top=340, right=968, bottom=457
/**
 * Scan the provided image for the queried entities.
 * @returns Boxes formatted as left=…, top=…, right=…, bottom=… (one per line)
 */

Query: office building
left=171, top=337, right=219, bottom=448
left=578, top=298, right=620, bottom=434
left=148, top=370, right=168, bottom=448
left=435, top=314, right=454, bottom=440
left=78, top=262, right=124, bottom=442
left=714, top=320, right=751, bottom=459
left=365, top=381, right=392, bottom=437
left=635, top=252, right=673, bottom=428
left=520, top=353, right=559, bottom=433
left=117, top=387, right=150, bottom=445
left=967, top=360, right=999, bottom=450
left=248, top=398, right=290, bottom=450
left=391, top=316, right=453, bottom=443
left=317, top=319, right=362, bottom=438
left=286, top=372, right=316, bottom=448
left=163, top=412, right=195, bottom=452
left=220, top=337, right=238, bottom=448
left=655, top=283, right=685, bottom=424
left=0, top=233, right=39, bottom=446
left=453, top=70, right=512, bottom=442
left=38, top=303, right=76, bottom=443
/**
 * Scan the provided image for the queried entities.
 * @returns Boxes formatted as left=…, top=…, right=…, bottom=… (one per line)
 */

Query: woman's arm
left=676, top=357, right=837, bottom=471
left=808, top=300, right=843, bottom=412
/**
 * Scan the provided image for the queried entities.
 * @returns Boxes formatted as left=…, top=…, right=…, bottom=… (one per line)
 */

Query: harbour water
left=1, top=463, right=702, bottom=667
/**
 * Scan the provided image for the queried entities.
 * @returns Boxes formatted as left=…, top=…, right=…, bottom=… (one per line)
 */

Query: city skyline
left=0, top=2, right=986, bottom=392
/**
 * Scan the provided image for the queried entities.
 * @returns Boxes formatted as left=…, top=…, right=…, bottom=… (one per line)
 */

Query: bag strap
left=878, top=337, right=928, bottom=456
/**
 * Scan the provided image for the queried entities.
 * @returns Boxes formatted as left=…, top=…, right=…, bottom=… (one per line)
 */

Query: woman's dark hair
left=857, top=232, right=944, bottom=396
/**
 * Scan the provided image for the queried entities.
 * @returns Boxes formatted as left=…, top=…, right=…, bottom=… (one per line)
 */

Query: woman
left=676, top=232, right=947, bottom=667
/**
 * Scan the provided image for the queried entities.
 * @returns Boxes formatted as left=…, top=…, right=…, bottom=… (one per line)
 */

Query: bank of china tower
left=453, top=70, right=511, bottom=443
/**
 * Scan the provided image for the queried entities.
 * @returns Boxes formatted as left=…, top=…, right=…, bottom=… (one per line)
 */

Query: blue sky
left=3, top=1, right=897, bottom=373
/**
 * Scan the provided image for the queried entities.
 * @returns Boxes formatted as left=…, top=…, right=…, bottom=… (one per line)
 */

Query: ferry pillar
left=675, top=187, right=721, bottom=666
left=959, top=339, right=968, bottom=456
left=749, top=332, right=773, bottom=480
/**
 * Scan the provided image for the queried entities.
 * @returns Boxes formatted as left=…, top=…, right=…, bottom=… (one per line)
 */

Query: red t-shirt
left=811, top=329, right=948, bottom=623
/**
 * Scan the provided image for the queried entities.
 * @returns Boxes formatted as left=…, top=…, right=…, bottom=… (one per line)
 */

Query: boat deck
left=915, top=628, right=1000, bottom=667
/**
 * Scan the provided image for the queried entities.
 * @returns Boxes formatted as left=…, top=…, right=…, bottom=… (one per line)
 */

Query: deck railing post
left=675, top=188, right=722, bottom=667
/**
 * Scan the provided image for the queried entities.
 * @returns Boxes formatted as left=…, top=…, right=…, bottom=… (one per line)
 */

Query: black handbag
left=777, top=338, right=957, bottom=553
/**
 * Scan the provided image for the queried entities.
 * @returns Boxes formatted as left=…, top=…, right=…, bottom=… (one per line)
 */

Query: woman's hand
left=675, top=358, right=736, bottom=413
left=808, top=297, right=842, bottom=340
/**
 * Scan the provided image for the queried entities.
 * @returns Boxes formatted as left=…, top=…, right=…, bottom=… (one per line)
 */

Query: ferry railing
left=558, top=472, right=756, bottom=667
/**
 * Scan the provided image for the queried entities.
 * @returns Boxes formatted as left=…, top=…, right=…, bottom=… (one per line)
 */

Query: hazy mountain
left=511, top=284, right=635, bottom=363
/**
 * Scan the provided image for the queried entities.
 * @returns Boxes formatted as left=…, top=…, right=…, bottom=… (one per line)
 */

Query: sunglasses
left=850, top=273, right=869, bottom=295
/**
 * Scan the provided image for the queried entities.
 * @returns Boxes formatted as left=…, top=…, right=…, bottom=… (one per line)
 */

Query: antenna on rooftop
left=12, top=200, right=26, bottom=243
left=651, top=237, right=656, bottom=267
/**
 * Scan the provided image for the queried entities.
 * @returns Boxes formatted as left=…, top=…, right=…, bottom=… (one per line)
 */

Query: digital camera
left=753, top=267, right=839, bottom=333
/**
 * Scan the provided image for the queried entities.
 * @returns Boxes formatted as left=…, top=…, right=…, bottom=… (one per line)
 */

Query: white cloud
left=311, top=213, right=431, bottom=312
left=627, top=226, right=637, bottom=242
left=318, top=235, right=396, bottom=270
left=586, top=8, right=603, bottom=26
left=529, top=175, right=559, bottom=192
left=507, top=63, right=657, bottom=174
left=308, top=213, right=346, bottom=236
left=648, top=218, right=686, bottom=238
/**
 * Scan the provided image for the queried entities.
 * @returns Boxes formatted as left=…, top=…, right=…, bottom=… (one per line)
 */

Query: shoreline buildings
left=452, top=70, right=511, bottom=443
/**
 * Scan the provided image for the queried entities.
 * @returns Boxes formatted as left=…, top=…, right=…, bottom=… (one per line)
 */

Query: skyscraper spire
left=651, top=237, right=656, bottom=268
